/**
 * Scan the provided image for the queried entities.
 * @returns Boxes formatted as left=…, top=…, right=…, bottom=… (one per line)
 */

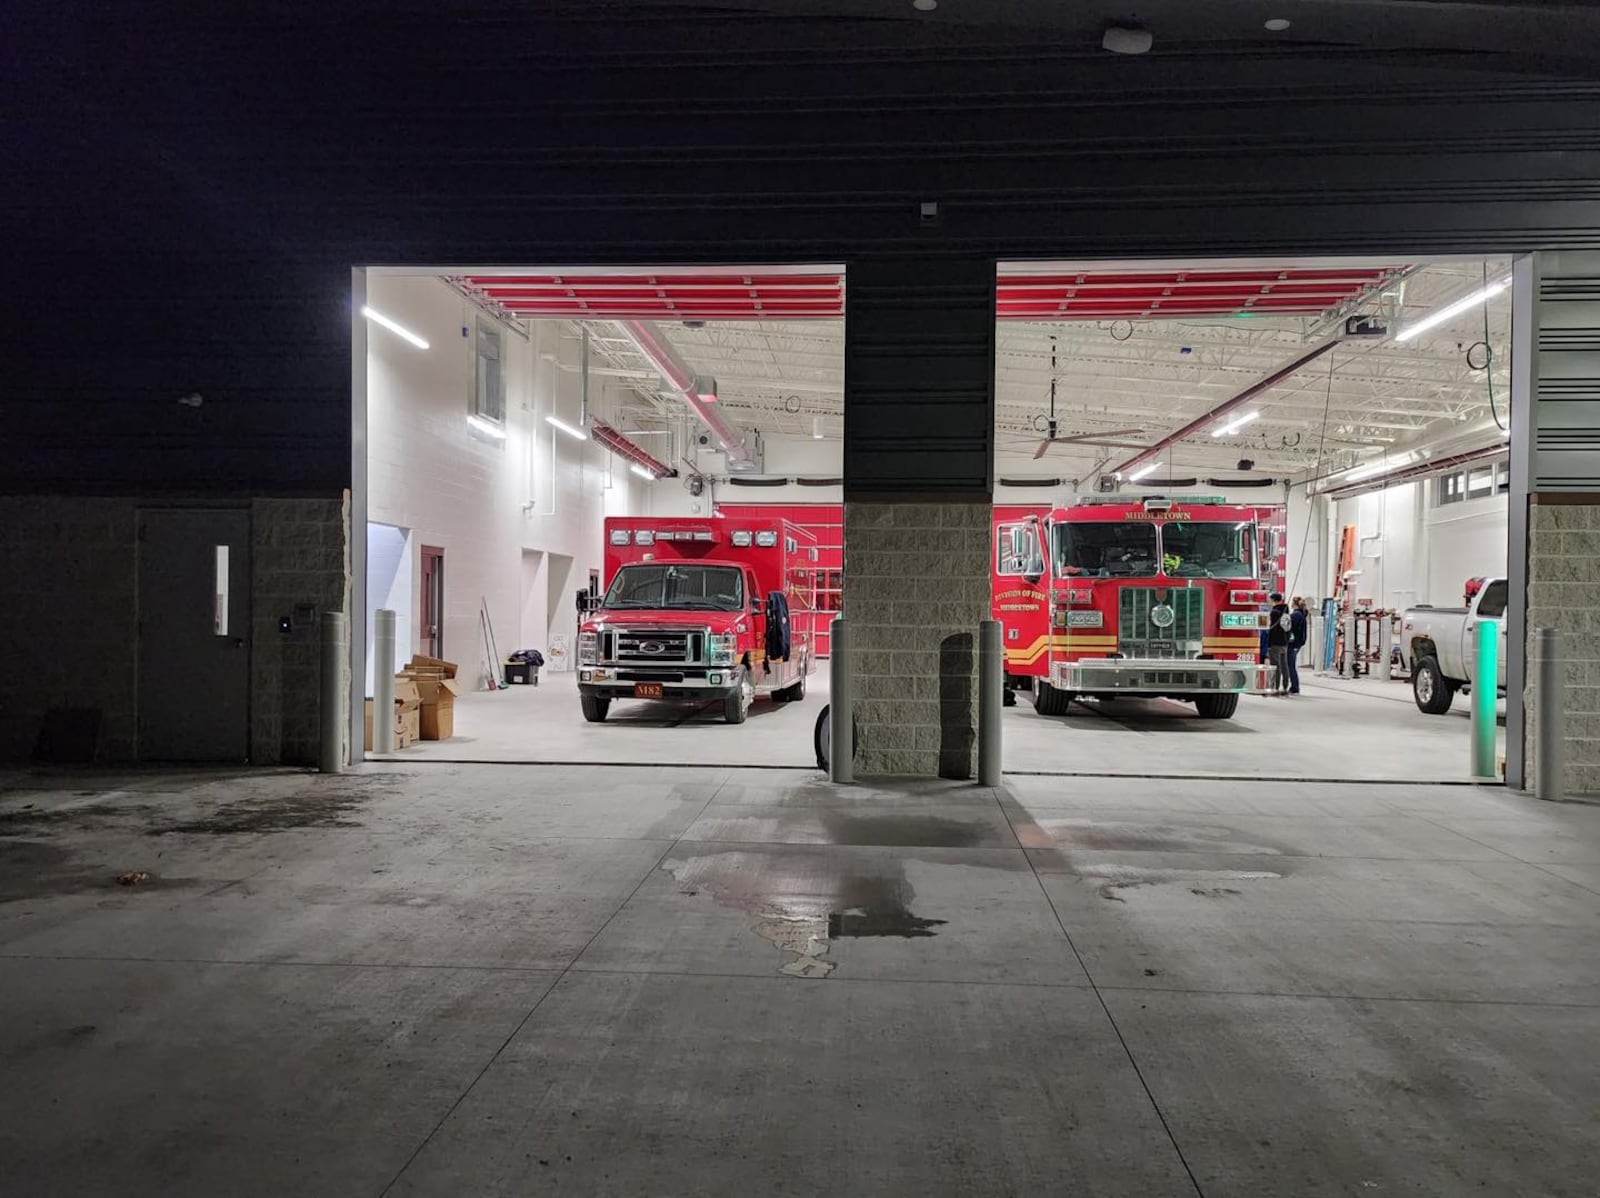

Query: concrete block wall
left=844, top=501, right=991, bottom=777
left=0, top=495, right=347, bottom=766
left=1524, top=497, right=1600, bottom=795
left=250, top=496, right=349, bottom=767
left=0, top=498, right=140, bottom=761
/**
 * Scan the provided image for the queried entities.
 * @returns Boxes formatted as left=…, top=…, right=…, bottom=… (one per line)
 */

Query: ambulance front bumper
left=1053, top=658, right=1270, bottom=694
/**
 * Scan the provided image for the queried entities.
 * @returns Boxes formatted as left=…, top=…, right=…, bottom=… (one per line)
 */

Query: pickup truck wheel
left=1035, top=681, right=1073, bottom=717
left=1412, top=656, right=1455, bottom=714
left=1194, top=692, right=1239, bottom=720
left=580, top=694, right=610, bottom=723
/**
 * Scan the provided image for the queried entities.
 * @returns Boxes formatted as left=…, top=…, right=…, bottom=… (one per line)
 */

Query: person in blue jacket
left=1287, top=596, right=1310, bottom=695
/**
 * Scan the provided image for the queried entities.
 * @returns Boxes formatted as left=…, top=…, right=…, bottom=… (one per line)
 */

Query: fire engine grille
left=1118, top=587, right=1204, bottom=658
left=606, top=628, right=703, bottom=665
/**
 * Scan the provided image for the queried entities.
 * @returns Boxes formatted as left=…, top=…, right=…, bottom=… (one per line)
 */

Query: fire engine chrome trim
left=1053, top=657, right=1271, bottom=694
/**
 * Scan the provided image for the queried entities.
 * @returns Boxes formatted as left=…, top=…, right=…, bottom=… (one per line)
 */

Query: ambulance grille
left=1118, top=587, right=1205, bottom=658
left=606, top=628, right=704, bottom=665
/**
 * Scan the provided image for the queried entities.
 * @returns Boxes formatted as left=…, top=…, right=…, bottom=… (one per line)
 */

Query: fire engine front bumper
left=1052, top=658, right=1270, bottom=695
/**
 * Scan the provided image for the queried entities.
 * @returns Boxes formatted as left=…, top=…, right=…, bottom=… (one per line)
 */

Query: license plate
left=633, top=683, right=664, bottom=699
left=1147, top=641, right=1176, bottom=656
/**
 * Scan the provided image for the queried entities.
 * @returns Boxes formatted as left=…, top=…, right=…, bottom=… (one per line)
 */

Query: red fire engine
left=993, top=496, right=1274, bottom=719
left=578, top=516, right=816, bottom=724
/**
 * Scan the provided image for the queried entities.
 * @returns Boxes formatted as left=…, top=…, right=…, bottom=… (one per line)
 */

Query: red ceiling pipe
left=590, top=420, right=675, bottom=478
left=614, top=319, right=755, bottom=464
left=1109, top=338, right=1342, bottom=478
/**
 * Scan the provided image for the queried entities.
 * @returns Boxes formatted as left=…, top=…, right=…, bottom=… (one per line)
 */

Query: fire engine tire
left=1193, top=693, right=1239, bottom=720
left=580, top=695, right=610, bottom=723
left=724, top=688, right=750, bottom=724
left=1035, top=682, right=1074, bottom=717
left=1412, top=656, right=1455, bottom=714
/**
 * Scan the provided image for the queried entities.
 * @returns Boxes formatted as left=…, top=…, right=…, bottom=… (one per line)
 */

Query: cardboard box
left=364, top=679, right=422, bottom=751
left=414, top=676, right=462, bottom=740
left=409, top=654, right=458, bottom=679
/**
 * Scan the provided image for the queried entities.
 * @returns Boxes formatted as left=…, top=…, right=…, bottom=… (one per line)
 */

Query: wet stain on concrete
left=827, top=910, right=947, bottom=938
left=816, top=811, right=987, bottom=848
left=662, top=850, right=948, bottom=978
left=1034, top=820, right=1294, bottom=856
left=151, top=779, right=390, bottom=835
left=1074, top=864, right=1283, bottom=903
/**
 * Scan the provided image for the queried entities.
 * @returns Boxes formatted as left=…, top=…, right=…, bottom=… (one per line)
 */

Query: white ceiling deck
left=559, top=258, right=1513, bottom=482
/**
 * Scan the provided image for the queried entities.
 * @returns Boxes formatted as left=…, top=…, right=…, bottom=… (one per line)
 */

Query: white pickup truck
left=1401, top=577, right=1509, bottom=714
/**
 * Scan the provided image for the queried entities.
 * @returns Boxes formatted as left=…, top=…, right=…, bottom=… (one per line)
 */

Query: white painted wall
left=365, top=276, right=636, bottom=691
left=364, top=523, right=413, bottom=691
left=1328, top=478, right=1507, bottom=611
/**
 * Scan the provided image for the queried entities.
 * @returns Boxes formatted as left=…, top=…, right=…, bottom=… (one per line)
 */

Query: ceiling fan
left=1033, top=334, right=1147, bottom=459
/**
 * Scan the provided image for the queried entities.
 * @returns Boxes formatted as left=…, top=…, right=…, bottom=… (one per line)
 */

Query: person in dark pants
left=1266, top=592, right=1291, bottom=695
left=1287, top=596, right=1309, bottom=695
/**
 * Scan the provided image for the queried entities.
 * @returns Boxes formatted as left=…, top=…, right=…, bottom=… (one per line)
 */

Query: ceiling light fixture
left=1264, top=18, right=1291, bottom=32
left=1129, top=463, right=1157, bottom=481
left=360, top=305, right=429, bottom=350
left=1103, top=25, right=1154, bottom=54
left=466, top=414, right=506, bottom=440
left=913, top=0, right=937, bottom=10
left=1395, top=276, right=1511, bottom=343
left=545, top=415, right=588, bottom=441
left=1211, top=410, right=1261, bottom=437
left=630, top=463, right=655, bottom=480
left=812, top=416, right=824, bottom=441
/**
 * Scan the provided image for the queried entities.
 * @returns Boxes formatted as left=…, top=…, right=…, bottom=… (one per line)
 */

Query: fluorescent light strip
left=1211, top=410, right=1260, bottom=438
left=1129, top=463, right=1157, bottom=481
left=1395, top=276, right=1511, bottom=343
left=546, top=415, right=588, bottom=441
left=629, top=463, right=656, bottom=480
left=466, top=414, right=506, bottom=440
left=360, top=305, right=429, bottom=349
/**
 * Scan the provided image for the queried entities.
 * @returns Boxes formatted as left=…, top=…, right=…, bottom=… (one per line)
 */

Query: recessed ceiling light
left=913, top=0, right=937, bottom=11
left=1264, top=18, right=1291, bottom=32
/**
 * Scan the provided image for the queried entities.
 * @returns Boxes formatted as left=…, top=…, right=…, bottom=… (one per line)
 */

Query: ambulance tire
left=580, top=694, right=610, bottom=723
left=1035, top=681, right=1074, bottom=717
left=1193, top=692, right=1239, bottom=720
left=723, top=688, right=750, bottom=724
left=779, top=670, right=807, bottom=703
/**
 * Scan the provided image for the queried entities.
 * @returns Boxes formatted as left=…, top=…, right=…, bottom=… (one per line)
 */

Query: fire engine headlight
left=707, top=633, right=738, bottom=665
left=578, top=632, right=598, bottom=665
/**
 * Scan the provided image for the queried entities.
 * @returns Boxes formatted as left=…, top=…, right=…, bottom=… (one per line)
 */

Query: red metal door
left=420, top=545, right=444, bottom=659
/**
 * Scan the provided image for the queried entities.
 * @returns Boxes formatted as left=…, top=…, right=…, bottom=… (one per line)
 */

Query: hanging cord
left=1467, top=261, right=1508, bottom=432
left=1286, top=348, right=1337, bottom=597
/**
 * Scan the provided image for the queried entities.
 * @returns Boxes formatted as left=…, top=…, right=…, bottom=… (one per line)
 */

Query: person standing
left=1287, top=596, right=1309, bottom=695
left=1266, top=592, right=1291, bottom=695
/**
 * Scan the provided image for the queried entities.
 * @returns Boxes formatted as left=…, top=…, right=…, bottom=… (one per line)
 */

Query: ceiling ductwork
left=613, top=319, right=756, bottom=465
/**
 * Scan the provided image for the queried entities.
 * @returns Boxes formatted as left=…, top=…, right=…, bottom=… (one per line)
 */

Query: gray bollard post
left=1342, top=611, right=1359, bottom=678
left=373, top=609, right=397, bottom=755
left=829, top=618, right=852, bottom=784
left=1377, top=614, right=1393, bottom=682
left=1534, top=627, right=1565, bottom=801
left=978, top=619, right=1002, bottom=786
left=320, top=611, right=348, bottom=773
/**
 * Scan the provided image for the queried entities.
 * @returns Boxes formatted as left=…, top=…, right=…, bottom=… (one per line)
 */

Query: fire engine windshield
left=1158, top=522, right=1258, bottom=578
left=603, top=564, right=745, bottom=611
left=1054, top=523, right=1158, bottom=577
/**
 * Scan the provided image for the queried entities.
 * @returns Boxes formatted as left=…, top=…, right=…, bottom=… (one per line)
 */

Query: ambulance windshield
left=603, top=564, right=745, bottom=611
left=1054, top=523, right=1158, bottom=577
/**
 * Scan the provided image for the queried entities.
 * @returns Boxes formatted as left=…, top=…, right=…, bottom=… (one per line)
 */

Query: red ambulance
left=578, top=516, right=816, bottom=724
left=993, top=496, right=1273, bottom=719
